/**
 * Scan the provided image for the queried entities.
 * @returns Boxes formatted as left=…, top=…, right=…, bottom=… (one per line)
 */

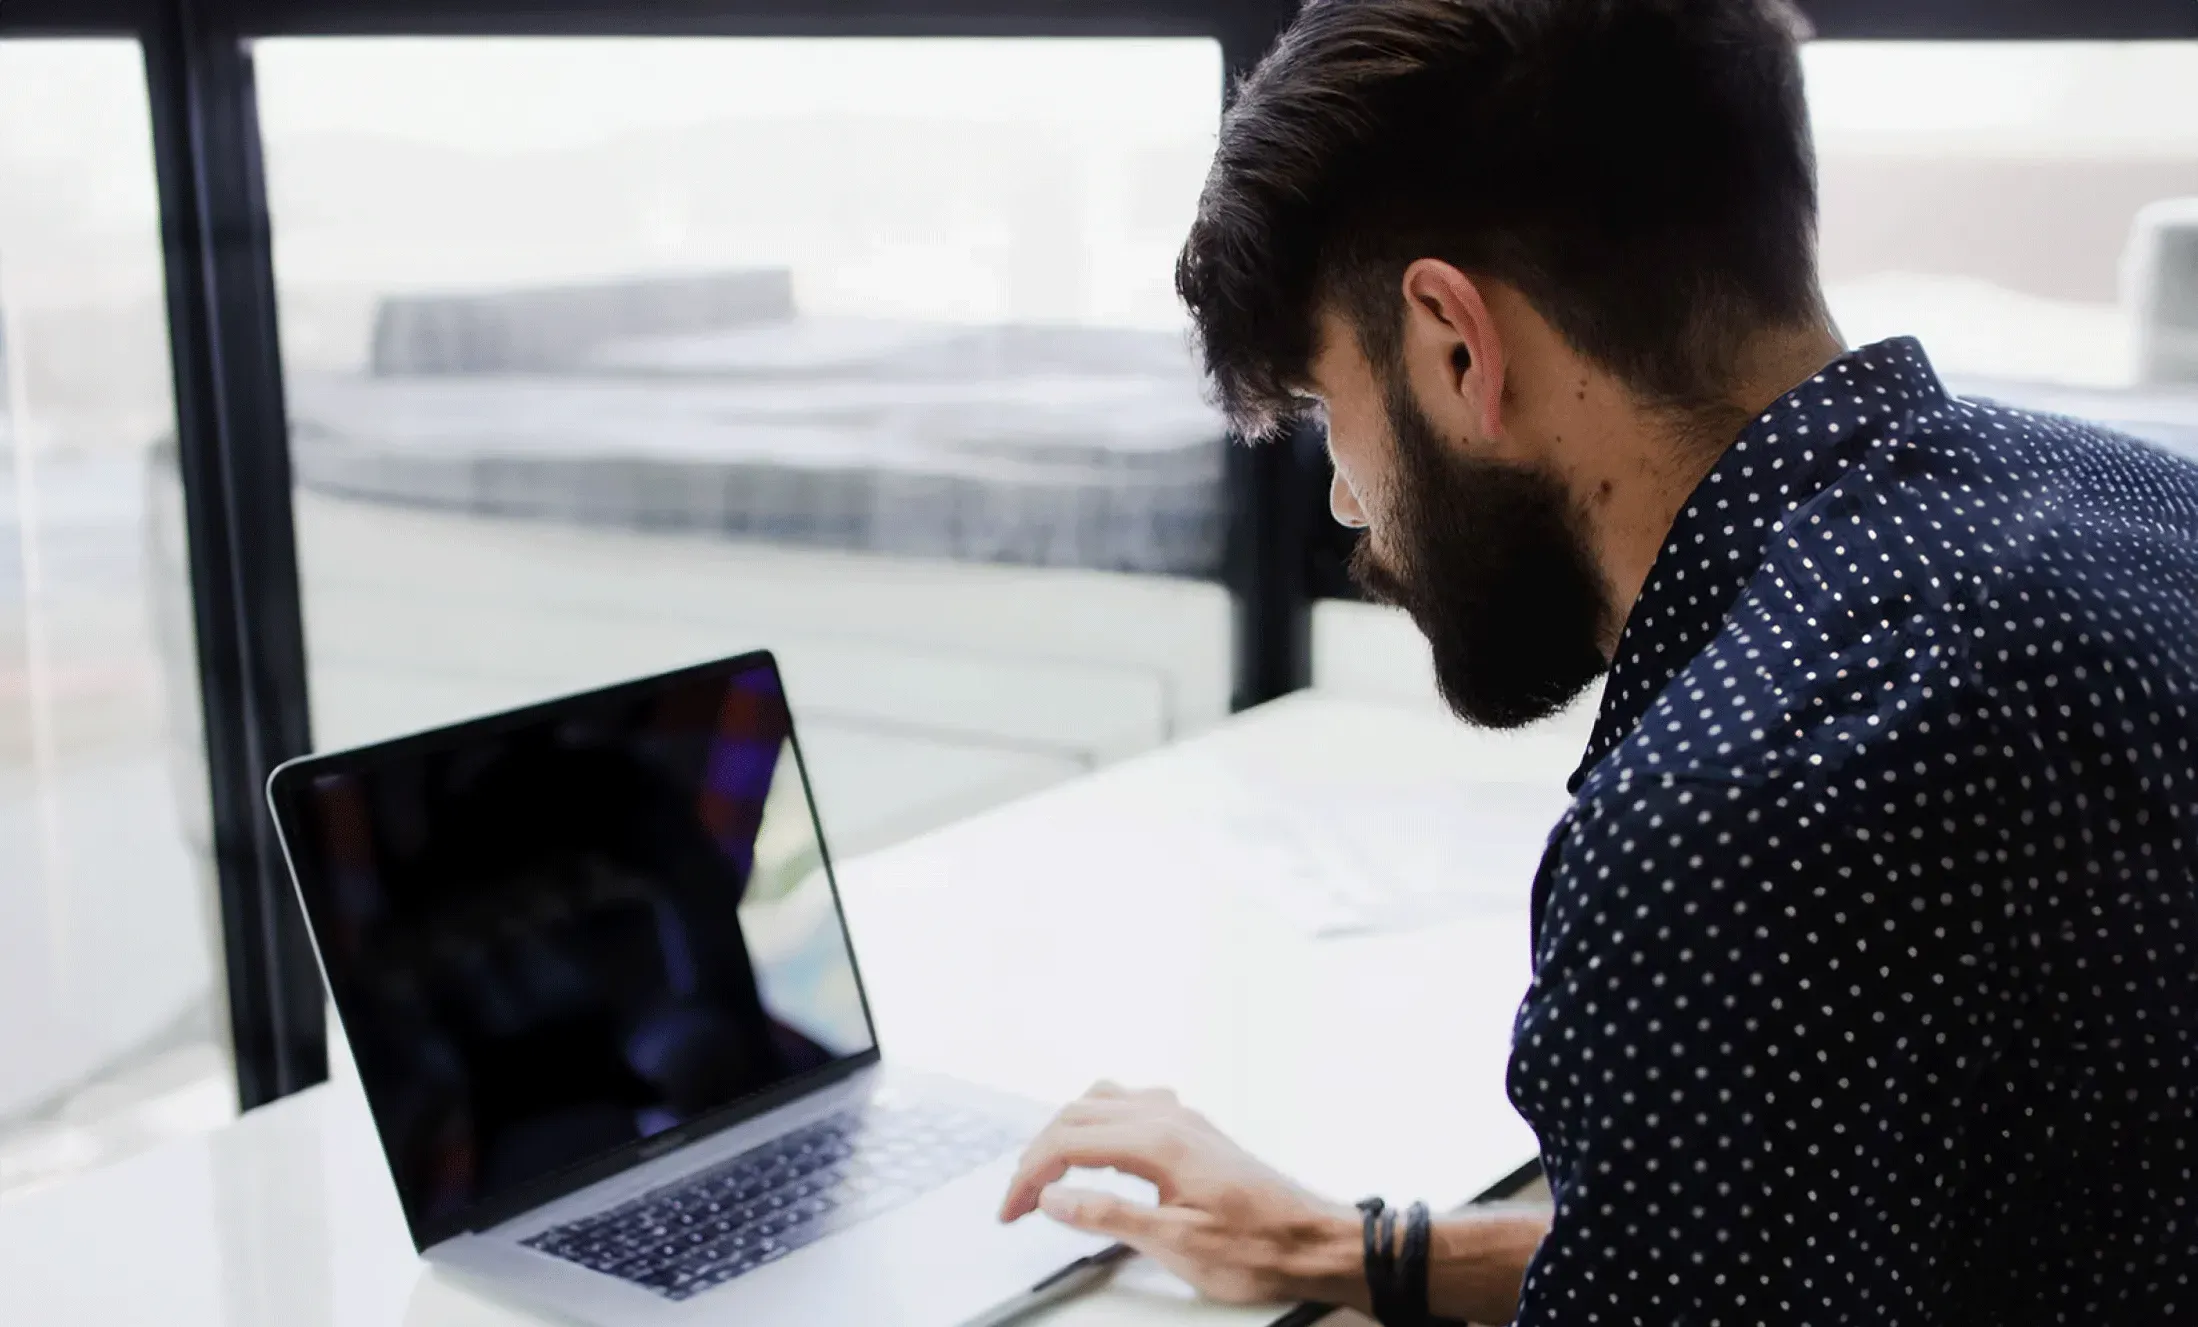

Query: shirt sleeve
left=1507, top=771, right=1994, bottom=1327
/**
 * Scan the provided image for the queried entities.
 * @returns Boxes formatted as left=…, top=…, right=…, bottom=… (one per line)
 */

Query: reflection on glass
left=253, top=37, right=1234, bottom=857
left=0, top=39, right=232, bottom=1195
left=284, top=659, right=871, bottom=1235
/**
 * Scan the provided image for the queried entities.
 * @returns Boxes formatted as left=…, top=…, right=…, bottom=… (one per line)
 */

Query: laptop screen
left=273, top=654, right=877, bottom=1244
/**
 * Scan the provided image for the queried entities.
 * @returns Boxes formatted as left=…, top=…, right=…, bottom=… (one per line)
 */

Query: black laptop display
left=271, top=653, right=878, bottom=1246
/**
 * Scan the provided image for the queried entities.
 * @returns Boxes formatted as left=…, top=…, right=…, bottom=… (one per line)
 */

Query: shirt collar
left=1567, top=336, right=1950, bottom=794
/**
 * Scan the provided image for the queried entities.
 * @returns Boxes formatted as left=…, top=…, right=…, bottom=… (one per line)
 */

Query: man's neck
left=1586, top=322, right=1846, bottom=658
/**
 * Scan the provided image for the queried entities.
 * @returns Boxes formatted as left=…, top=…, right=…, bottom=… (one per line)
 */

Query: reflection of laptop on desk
left=268, top=650, right=1110, bottom=1326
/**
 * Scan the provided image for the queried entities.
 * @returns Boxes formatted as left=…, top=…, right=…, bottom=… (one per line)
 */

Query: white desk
left=0, top=691, right=1582, bottom=1327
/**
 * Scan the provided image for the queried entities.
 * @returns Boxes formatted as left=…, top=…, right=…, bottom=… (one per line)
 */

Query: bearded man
left=996, top=2, right=2198, bottom=1324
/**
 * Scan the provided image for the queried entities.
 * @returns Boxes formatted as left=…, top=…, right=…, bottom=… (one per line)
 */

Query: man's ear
left=1398, top=258, right=1506, bottom=442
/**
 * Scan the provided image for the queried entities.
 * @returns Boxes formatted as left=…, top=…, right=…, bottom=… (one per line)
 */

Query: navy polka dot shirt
left=1508, top=338, right=2198, bottom=1326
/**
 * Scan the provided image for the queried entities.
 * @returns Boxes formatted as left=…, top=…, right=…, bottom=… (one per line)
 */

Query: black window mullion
left=223, top=0, right=1250, bottom=39
left=1800, top=0, right=2198, bottom=40
left=1213, top=4, right=1321, bottom=709
left=0, top=0, right=152, bottom=35
left=142, top=0, right=325, bottom=1111
left=212, top=0, right=2198, bottom=41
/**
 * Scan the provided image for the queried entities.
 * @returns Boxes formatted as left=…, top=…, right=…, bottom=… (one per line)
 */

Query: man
left=995, top=1, right=2198, bottom=1323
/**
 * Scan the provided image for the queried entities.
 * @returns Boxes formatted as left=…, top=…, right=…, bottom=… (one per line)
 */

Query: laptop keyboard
left=521, top=1100, right=1025, bottom=1301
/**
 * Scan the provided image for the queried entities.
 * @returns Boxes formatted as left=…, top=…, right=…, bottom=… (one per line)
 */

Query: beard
left=1348, top=383, right=1611, bottom=729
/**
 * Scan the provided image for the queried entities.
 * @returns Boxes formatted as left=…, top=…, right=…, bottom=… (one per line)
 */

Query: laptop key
left=520, top=1100, right=1022, bottom=1301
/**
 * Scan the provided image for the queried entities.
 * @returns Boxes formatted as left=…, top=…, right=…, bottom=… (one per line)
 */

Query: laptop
left=267, top=650, right=1113, bottom=1325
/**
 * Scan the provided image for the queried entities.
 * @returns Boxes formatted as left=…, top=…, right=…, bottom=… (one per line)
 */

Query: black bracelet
left=1356, top=1197, right=1434, bottom=1327
left=1366, top=1197, right=1401, bottom=1324
left=1357, top=1197, right=1390, bottom=1320
left=1379, top=1204, right=1401, bottom=1320
left=1398, top=1201, right=1433, bottom=1326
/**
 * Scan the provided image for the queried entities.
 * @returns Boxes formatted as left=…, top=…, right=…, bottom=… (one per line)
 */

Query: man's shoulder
left=1827, top=392, right=2198, bottom=598
left=1796, top=396, right=2198, bottom=726
left=1588, top=405, right=2198, bottom=820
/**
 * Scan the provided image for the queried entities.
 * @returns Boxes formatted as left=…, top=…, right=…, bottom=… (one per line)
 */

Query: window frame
left=2, top=0, right=2189, bottom=1112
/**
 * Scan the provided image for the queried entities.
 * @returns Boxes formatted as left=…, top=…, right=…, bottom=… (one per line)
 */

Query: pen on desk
left=961, top=1243, right=1137, bottom=1327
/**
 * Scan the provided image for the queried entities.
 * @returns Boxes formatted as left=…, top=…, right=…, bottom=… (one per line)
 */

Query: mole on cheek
left=1597, top=479, right=1615, bottom=504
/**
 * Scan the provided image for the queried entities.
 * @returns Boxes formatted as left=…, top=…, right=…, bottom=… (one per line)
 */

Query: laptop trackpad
left=676, top=1154, right=1116, bottom=1325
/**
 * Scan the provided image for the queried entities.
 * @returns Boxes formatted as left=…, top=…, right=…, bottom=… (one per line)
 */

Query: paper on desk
left=1222, top=780, right=1571, bottom=939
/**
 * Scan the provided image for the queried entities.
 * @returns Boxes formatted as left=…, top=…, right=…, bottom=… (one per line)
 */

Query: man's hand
left=997, top=1082, right=1368, bottom=1310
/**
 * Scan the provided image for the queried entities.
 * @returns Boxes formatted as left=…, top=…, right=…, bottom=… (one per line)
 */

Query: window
left=0, top=39, right=233, bottom=1193
left=1808, top=41, right=2198, bottom=445
left=252, top=37, right=1229, bottom=856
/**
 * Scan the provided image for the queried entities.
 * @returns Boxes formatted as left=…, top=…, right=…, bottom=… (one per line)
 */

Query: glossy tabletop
left=0, top=690, right=1582, bottom=1327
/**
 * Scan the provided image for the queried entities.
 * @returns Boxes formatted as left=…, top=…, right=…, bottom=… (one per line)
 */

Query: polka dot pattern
left=1508, top=338, right=2198, bottom=1325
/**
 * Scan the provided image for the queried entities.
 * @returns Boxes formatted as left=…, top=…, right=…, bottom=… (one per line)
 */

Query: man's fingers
left=997, top=1123, right=1188, bottom=1222
left=1036, top=1185, right=1191, bottom=1250
left=1055, top=1085, right=1184, bottom=1129
left=1055, top=1096, right=1137, bottom=1128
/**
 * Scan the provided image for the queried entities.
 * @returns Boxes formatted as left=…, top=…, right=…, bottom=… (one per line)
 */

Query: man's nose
left=1330, top=468, right=1370, bottom=529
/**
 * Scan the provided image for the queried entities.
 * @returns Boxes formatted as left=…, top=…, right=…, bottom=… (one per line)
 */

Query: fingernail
left=1038, top=1188, right=1076, bottom=1222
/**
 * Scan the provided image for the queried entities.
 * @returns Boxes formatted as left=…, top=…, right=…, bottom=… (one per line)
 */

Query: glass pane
left=0, top=39, right=234, bottom=1193
left=1808, top=41, right=2198, bottom=449
left=254, top=36, right=1229, bottom=855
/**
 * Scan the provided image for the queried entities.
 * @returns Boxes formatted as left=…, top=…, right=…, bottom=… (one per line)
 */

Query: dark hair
left=1177, top=0, right=1823, bottom=438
